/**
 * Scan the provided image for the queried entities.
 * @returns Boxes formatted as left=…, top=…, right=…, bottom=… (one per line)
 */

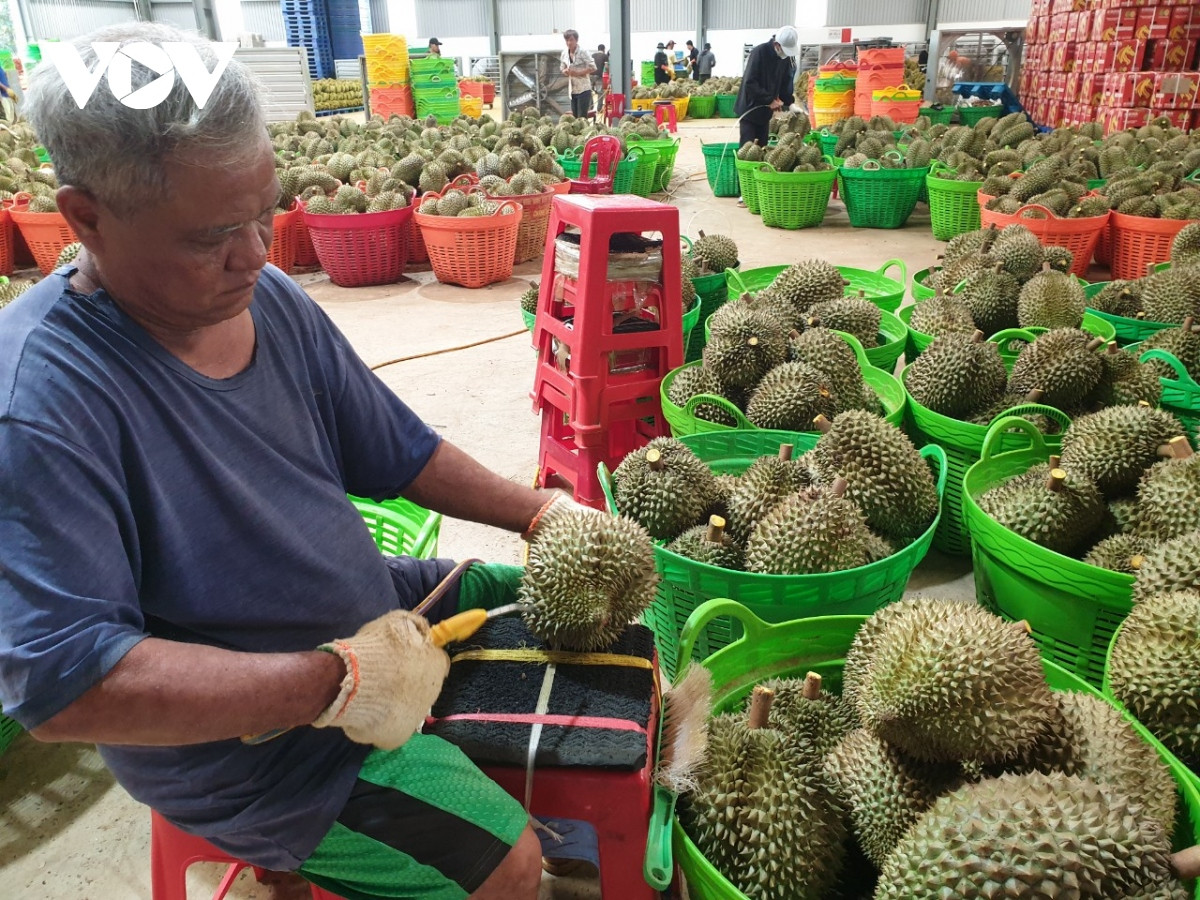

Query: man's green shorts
left=299, top=734, right=528, bottom=899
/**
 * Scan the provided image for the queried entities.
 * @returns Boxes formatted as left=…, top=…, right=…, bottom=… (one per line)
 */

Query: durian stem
left=1184, top=316, right=1196, bottom=331
left=812, top=415, right=832, bottom=434
left=1012, top=619, right=1033, bottom=635
left=1025, top=389, right=1045, bottom=403
left=778, top=444, right=795, bottom=461
left=748, top=686, right=774, bottom=729
left=801, top=672, right=822, bottom=700
left=1130, top=554, right=1144, bottom=571
left=1048, top=454, right=1061, bottom=468
left=1046, top=469, right=1067, bottom=493
left=1085, top=338, right=1105, bottom=352
left=971, top=329, right=985, bottom=343
left=1105, top=341, right=1120, bottom=356
left=1171, top=845, right=1200, bottom=880
left=1158, top=436, right=1192, bottom=460
left=647, top=448, right=665, bottom=471
left=706, top=515, right=726, bottom=543
left=747, top=336, right=760, bottom=348
left=830, top=476, right=849, bottom=498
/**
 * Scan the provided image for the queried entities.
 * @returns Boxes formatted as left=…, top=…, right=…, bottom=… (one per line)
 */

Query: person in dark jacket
left=686, top=40, right=699, bottom=79
left=734, top=25, right=799, bottom=148
left=653, top=43, right=671, bottom=84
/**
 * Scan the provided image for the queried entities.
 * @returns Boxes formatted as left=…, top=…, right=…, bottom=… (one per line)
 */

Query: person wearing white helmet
left=734, top=25, right=799, bottom=149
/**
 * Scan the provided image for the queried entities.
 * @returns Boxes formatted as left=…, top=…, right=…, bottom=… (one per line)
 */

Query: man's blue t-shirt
left=0, top=266, right=443, bottom=869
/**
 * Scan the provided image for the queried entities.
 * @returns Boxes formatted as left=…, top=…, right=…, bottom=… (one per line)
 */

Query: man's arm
left=32, top=638, right=344, bottom=745
left=402, top=439, right=549, bottom=534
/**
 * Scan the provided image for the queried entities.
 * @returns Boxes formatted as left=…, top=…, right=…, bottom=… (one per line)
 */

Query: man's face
left=565, top=36, right=578, bottom=53
left=89, top=141, right=278, bottom=329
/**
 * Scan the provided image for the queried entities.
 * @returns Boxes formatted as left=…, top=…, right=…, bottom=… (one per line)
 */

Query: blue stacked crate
left=282, top=0, right=335, bottom=80
left=324, top=0, right=362, bottom=62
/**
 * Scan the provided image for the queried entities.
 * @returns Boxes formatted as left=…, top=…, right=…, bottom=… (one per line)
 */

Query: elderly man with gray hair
left=0, top=21, right=606, bottom=900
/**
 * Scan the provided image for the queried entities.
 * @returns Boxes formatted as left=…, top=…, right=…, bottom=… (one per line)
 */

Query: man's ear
left=55, top=186, right=105, bottom=253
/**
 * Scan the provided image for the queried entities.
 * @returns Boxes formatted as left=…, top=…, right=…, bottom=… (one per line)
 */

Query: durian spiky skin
left=744, top=487, right=873, bottom=575
left=1016, top=268, right=1087, bottom=330
left=682, top=714, right=847, bottom=900
left=724, top=454, right=811, bottom=545
left=907, top=293, right=976, bottom=338
left=1088, top=345, right=1163, bottom=408
left=762, top=259, right=847, bottom=318
left=978, top=464, right=1105, bottom=556
left=744, top=361, right=839, bottom=431
left=665, top=522, right=744, bottom=571
left=905, top=331, right=1007, bottom=419
left=1008, top=328, right=1104, bottom=412
left=1170, top=222, right=1200, bottom=266
left=666, top=365, right=742, bottom=428
left=1060, top=405, right=1185, bottom=499
left=1133, top=454, right=1200, bottom=542
left=757, top=677, right=858, bottom=759
left=703, top=305, right=788, bottom=391
left=691, top=233, right=739, bottom=274
left=853, top=598, right=1059, bottom=765
left=787, top=328, right=874, bottom=412
left=873, top=772, right=1176, bottom=900
left=613, top=438, right=719, bottom=541
left=1084, top=532, right=1152, bottom=573
left=806, top=297, right=881, bottom=349
left=824, top=728, right=967, bottom=868
left=1109, top=590, right=1200, bottom=769
left=519, top=511, right=658, bottom=651
left=1134, top=529, right=1200, bottom=601
left=1140, top=265, right=1200, bottom=324
left=957, top=267, right=1020, bottom=335
left=55, top=242, right=82, bottom=268
left=808, top=411, right=939, bottom=542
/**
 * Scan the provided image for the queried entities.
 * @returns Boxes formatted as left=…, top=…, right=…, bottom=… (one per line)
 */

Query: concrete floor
left=0, top=118, right=976, bottom=899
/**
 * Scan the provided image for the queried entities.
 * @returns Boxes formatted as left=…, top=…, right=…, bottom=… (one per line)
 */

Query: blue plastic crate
left=951, top=81, right=1024, bottom=116
left=325, top=0, right=363, bottom=59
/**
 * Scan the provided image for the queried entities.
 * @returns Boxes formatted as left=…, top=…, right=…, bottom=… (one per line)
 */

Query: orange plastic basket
left=10, top=196, right=77, bottom=276
left=413, top=193, right=522, bottom=288
left=370, top=84, right=414, bottom=119
left=302, top=201, right=411, bottom=288
left=406, top=218, right=429, bottom=264
left=978, top=203, right=1111, bottom=278
left=0, top=206, right=15, bottom=276
left=1108, top=211, right=1197, bottom=281
left=487, top=188, right=552, bottom=264
left=266, top=202, right=300, bottom=274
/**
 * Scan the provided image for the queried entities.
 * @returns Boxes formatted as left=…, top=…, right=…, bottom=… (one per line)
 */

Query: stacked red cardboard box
left=1020, top=0, right=1200, bottom=133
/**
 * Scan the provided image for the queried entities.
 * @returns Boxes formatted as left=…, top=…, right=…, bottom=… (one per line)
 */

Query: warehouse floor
left=1, top=118, right=1015, bottom=898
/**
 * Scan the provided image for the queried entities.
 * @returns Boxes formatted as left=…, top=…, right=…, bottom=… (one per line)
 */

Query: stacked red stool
left=531, top=194, right=684, bottom=508
left=653, top=100, right=678, bottom=133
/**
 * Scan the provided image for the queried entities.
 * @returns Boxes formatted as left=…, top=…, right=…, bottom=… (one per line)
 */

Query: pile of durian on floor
left=679, top=597, right=1198, bottom=899
left=612, top=413, right=937, bottom=575
left=668, top=259, right=892, bottom=432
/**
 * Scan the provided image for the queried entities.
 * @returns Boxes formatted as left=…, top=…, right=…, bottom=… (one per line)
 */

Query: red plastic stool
left=150, top=810, right=345, bottom=900
left=653, top=100, right=678, bottom=133
left=604, top=92, right=626, bottom=126
left=568, top=135, right=622, bottom=194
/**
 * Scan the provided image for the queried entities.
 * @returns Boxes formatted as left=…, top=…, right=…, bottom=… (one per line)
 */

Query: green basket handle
left=725, top=267, right=748, bottom=295
left=920, top=442, right=950, bottom=499
left=979, top=406, right=1069, bottom=463
left=988, top=327, right=1043, bottom=356
left=680, top=234, right=694, bottom=255
left=861, top=160, right=883, bottom=172
left=756, top=163, right=778, bottom=174
left=626, top=146, right=644, bottom=161
left=876, top=258, right=907, bottom=285
left=596, top=462, right=619, bottom=515
left=644, top=785, right=676, bottom=890
left=626, top=133, right=644, bottom=144
left=882, top=149, right=904, bottom=162
left=683, top=392, right=753, bottom=430
left=832, top=330, right=872, bottom=371
left=928, top=161, right=954, bottom=175
left=678, top=598, right=772, bottom=669
left=1138, top=347, right=1198, bottom=389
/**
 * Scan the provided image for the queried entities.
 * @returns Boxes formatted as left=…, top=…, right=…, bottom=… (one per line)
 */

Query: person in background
left=686, top=40, right=699, bottom=79
left=696, top=43, right=715, bottom=83
left=591, top=43, right=608, bottom=107
left=735, top=25, right=798, bottom=148
left=427, top=37, right=442, bottom=57
left=654, top=42, right=671, bottom=84
left=560, top=29, right=596, bottom=119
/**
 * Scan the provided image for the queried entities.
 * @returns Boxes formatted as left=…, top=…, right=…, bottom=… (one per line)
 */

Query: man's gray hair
left=563, top=30, right=579, bottom=41
left=24, top=22, right=266, bottom=217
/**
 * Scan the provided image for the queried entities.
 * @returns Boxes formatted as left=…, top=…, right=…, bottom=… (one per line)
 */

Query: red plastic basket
left=0, top=205, right=15, bottom=277
left=1108, top=211, right=1197, bottom=281
left=266, top=202, right=300, bottom=274
left=978, top=203, right=1110, bottom=278
left=486, top=188, right=551, bottom=264
left=858, top=47, right=905, bottom=67
left=370, top=84, right=414, bottom=119
left=295, top=204, right=319, bottom=267
left=413, top=194, right=522, bottom=288
left=9, top=195, right=78, bottom=276
left=302, top=202, right=411, bottom=288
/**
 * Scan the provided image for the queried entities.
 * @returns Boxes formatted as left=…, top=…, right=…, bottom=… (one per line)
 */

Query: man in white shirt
left=560, top=29, right=597, bottom=119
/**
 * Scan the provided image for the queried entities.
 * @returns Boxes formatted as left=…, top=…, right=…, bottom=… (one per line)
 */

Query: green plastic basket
left=0, top=713, right=21, bottom=756
left=599, top=433, right=946, bottom=680
left=725, top=261, right=907, bottom=314
left=963, top=417, right=1134, bottom=686
left=350, top=496, right=442, bottom=559
left=1103, top=619, right=1200, bottom=794
left=754, top=164, right=837, bottom=230
left=626, top=136, right=680, bottom=192
left=715, top=93, right=737, bottom=117
left=957, top=104, right=1003, bottom=125
left=688, top=94, right=716, bottom=118
left=411, top=56, right=457, bottom=77
left=640, top=61, right=656, bottom=84
left=628, top=146, right=660, bottom=198
left=902, top=364, right=1070, bottom=556
left=926, top=169, right=983, bottom=241
left=612, top=156, right=637, bottom=194
left=815, top=130, right=839, bottom=158
left=987, top=315, right=1117, bottom=367
left=656, top=602, right=1200, bottom=899
left=922, top=104, right=955, bottom=125
left=734, top=158, right=762, bottom=213
left=1085, top=282, right=1176, bottom=345
left=837, top=163, right=930, bottom=229
left=701, top=142, right=740, bottom=197
left=866, top=309, right=908, bottom=372
left=1135, top=346, right=1200, bottom=445
left=911, top=267, right=937, bottom=302
left=685, top=264, right=736, bottom=363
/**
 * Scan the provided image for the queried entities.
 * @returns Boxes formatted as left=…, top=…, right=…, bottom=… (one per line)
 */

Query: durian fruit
left=744, top=361, right=838, bottom=431
left=703, top=303, right=788, bottom=391
left=1108, top=590, right=1200, bottom=769
left=690, top=231, right=739, bottom=275
left=744, top=479, right=875, bottom=575
left=956, top=264, right=1020, bottom=335
left=724, top=445, right=810, bottom=544
left=906, top=292, right=976, bottom=338
left=519, top=281, right=539, bottom=314
left=852, top=598, right=1059, bottom=765
left=681, top=688, right=847, bottom=900
left=1132, top=442, right=1200, bottom=541
left=613, top=438, right=719, bottom=541
left=666, top=365, right=743, bottom=428
left=520, top=510, right=658, bottom=651
left=1171, top=221, right=1200, bottom=266
left=1088, top=279, right=1142, bottom=318
left=1016, top=263, right=1087, bottom=329
left=1141, top=264, right=1200, bottom=324
left=1140, top=317, right=1200, bottom=381
left=1085, top=532, right=1153, bottom=573
left=806, top=294, right=881, bottom=348
left=824, top=727, right=966, bottom=868
left=992, top=223, right=1046, bottom=280
left=873, top=772, right=1177, bottom=899
left=1008, top=328, right=1105, bottom=413
left=761, top=259, right=848, bottom=317
left=666, top=515, right=744, bottom=571
left=1133, top=529, right=1200, bottom=601
left=1060, top=405, right=1187, bottom=498
left=1088, top=341, right=1163, bottom=408
left=786, top=327, right=876, bottom=412
left=0, top=278, right=32, bottom=310
left=55, top=242, right=82, bottom=268
left=1042, top=245, right=1075, bottom=273
left=978, top=464, right=1105, bottom=556
left=905, top=330, right=1006, bottom=419
left=809, top=411, right=939, bottom=542
left=759, top=672, right=858, bottom=760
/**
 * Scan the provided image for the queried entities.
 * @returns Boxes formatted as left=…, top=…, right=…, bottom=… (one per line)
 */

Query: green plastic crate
left=922, top=104, right=955, bottom=125
left=350, top=496, right=442, bottom=559
left=599, top=433, right=947, bottom=680
left=701, top=142, right=740, bottom=197
left=640, top=61, right=656, bottom=85
left=628, top=146, right=660, bottom=197
left=963, top=417, right=1134, bottom=686
left=411, top=56, right=457, bottom=78
left=658, top=602, right=1200, bottom=899
left=957, top=103, right=1003, bottom=125
left=734, top=157, right=761, bottom=213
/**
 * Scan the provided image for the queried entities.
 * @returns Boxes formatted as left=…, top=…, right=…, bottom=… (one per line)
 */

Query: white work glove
left=313, top=610, right=450, bottom=750
left=522, top=491, right=606, bottom=543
